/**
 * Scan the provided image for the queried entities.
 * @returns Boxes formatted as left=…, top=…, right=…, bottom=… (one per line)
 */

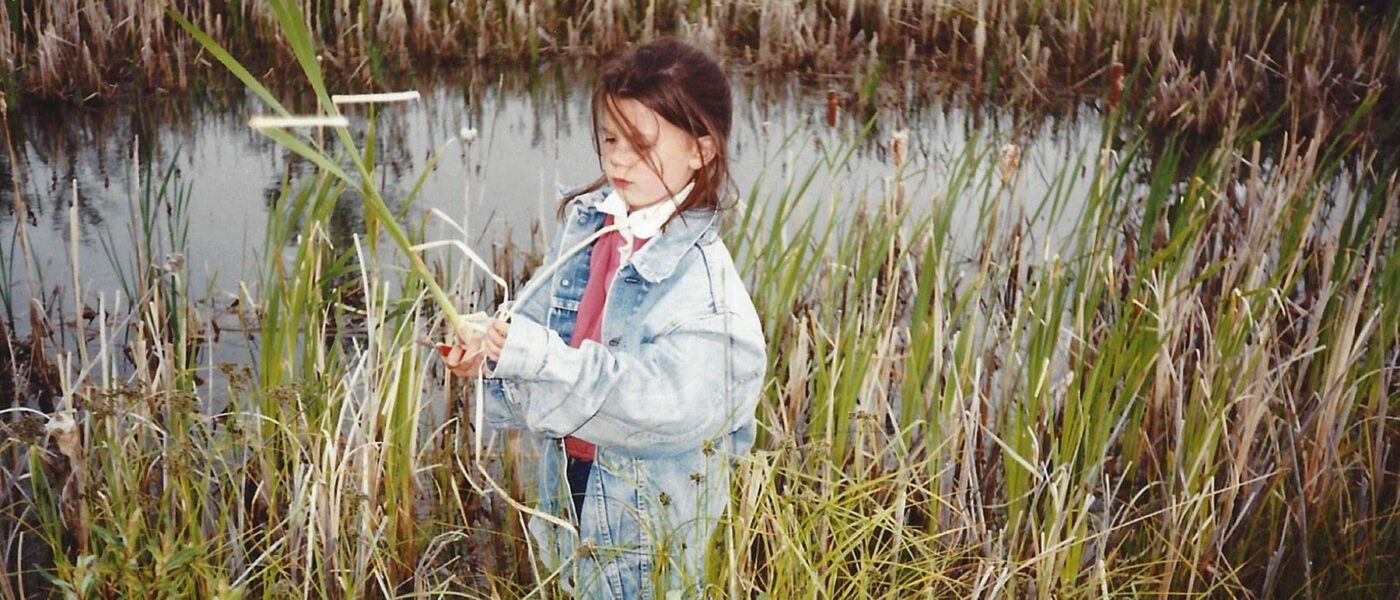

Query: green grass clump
left=719, top=114, right=1399, bottom=596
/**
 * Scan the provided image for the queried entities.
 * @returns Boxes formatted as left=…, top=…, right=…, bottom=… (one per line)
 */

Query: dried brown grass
left=1, top=1, right=1394, bottom=146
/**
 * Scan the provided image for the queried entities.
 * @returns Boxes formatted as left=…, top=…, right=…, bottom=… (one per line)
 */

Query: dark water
left=1, top=70, right=1115, bottom=326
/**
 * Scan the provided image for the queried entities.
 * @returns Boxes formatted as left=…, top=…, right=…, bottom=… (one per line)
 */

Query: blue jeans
left=566, top=455, right=591, bottom=520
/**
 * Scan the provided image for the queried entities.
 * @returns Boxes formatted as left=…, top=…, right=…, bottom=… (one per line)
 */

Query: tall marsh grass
left=719, top=124, right=1399, bottom=596
left=6, top=111, right=1394, bottom=598
left=6, top=108, right=1397, bottom=599
left=2, top=3, right=1398, bottom=599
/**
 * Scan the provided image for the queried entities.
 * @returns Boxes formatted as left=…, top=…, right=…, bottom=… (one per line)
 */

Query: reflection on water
left=1, top=68, right=1116, bottom=318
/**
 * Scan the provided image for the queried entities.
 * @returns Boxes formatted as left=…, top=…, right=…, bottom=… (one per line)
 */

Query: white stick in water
left=331, top=91, right=422, bottom=105
left=248, top=115, right=351, bottom=129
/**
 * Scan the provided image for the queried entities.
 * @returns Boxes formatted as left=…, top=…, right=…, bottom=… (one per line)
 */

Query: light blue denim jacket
left=481, top=184, right=767, bottom=599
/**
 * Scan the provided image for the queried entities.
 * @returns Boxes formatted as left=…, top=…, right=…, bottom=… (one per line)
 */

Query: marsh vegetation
left=1, top=1, right=1397, bottom=598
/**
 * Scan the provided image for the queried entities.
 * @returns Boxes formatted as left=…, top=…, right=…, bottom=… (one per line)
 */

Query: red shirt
left=564, top=214, right=648, bottom=461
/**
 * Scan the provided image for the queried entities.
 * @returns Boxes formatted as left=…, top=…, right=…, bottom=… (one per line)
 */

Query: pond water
left=2, top=68, right=1117, bottom=330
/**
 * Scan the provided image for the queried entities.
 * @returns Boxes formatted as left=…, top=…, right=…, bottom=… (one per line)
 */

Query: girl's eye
left=603, top=136, right=616, bottom=144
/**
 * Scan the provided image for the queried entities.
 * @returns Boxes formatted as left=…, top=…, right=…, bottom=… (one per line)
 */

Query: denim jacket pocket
left=548, top=297, right=581, bottom=342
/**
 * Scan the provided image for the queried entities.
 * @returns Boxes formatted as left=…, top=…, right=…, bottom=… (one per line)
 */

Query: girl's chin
left=617, top=190, right=666, bottom=210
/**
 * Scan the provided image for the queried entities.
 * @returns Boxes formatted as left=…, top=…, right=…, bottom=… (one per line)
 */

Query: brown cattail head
left=891, top=129, right=908, bottom=169
left=997, top=143, right=1021, bottom=182
left=826, top=89, right=840, bottom=127
left=1107, top=62, right=1125, bottom=111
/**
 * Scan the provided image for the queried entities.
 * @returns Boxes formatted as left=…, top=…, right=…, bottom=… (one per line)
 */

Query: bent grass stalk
left=172, top=2, right=470, bottom=336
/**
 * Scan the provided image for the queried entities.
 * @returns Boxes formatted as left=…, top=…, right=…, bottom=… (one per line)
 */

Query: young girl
left=443, top=38, right=766, bottom=599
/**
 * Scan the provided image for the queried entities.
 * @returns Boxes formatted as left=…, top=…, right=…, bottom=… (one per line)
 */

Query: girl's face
left=601, top=97, right=714, bottom=210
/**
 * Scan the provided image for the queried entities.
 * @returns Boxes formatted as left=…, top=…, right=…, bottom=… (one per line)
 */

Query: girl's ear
left=688, top=135, right=717, bottom=170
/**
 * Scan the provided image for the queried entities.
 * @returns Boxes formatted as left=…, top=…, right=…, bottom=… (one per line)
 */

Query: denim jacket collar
left=566, top=183, right=719, bottom=283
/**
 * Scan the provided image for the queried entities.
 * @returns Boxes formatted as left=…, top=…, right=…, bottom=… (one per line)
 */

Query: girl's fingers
left=444, top=344, right=464, bottom=367
left=441, top=322, right=506, bottom=377
left=450, top=359, right=475, bottom=378
left=484, top=328, right=503, bottom=360
left=444, top=347, right=468, bottom=378
left=449, top=356, right=484, bottom=379
left=485, top=320, right=509, bottom=360
left=441, top=338, right=491, bottom=379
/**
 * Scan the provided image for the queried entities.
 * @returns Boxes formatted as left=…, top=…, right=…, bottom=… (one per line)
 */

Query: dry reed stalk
left=0, top=6, right=13, bottom=81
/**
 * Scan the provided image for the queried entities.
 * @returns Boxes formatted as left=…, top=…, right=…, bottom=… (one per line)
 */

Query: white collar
left=596, top=181, right=693, bottom=243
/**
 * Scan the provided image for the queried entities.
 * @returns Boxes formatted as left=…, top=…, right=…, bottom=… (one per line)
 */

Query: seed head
left=163, top=253, right=186, bottom=273
left=997, top=143, right=1021, bottom=182
left=891, top=129, right=909, bottom=169
left=45, top=410, right=82, bottom=466
left=826, top=89, right=839, bottom=127
left=1107, top=62, right=1125, bottom=110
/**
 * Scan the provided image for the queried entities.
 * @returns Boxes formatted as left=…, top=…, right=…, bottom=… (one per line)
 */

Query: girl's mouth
left=611, top=177, right=632, bottom=189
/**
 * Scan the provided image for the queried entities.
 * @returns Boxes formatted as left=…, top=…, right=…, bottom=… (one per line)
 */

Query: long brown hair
left=560, top=37, right=734, bottom=224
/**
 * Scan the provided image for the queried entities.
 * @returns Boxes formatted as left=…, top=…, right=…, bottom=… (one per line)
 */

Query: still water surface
left=2, top=70, right=1113, bottom=322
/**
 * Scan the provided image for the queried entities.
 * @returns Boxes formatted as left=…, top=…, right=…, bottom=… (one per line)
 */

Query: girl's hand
left=443, top=329, right=488, bottom=379
left=484, top=319, right=510, bottom=361
left=441, top=319, right=508, bottom=379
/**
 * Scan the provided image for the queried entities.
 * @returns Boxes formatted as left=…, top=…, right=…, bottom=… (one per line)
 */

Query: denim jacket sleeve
left=486, top=306, right=766, bottom=458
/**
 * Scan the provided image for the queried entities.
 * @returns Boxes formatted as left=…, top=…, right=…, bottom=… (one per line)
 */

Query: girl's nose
left=604, top=144, right=638, bottom=169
